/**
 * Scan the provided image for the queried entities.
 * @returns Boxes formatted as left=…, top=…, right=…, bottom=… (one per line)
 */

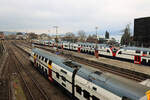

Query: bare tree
left=16, top=32, right=23, bottom=35
left=77, top=30, right=86, bottom=42
left=28, top=32, right=38, bottom=39
left=86, top=34, right=97, bottom=43
left=62, top=32, right=77, bottom=42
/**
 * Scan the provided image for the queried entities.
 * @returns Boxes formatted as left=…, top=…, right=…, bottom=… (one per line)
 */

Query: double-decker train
left=32, top=40, right=150, bottom=65
left=30, top=48, right=150, bottom=100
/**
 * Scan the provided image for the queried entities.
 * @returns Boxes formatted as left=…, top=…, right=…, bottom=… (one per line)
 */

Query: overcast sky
left=0, top=0, right=150, bottom=38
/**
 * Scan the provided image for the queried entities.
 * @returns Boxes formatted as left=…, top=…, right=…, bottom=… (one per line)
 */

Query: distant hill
left=0, top=31, right=25, bottom=35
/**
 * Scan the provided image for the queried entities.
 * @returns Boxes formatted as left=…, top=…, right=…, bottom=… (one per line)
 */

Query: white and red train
left=30, top=48, right=150, bottom=100
left=32, top=40, right=150, bottom=65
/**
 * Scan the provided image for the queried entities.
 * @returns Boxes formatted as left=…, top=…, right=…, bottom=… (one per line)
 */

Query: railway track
left=12, top=41, right=71, bottom=100
left=0, top=41, right=11, bottom=100
left=8, top=44, right=49, bottom=100
left=21, top=43, right=150, bottom=82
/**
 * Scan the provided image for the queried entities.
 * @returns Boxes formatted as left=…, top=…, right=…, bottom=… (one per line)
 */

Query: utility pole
left=95, top=26, right=98, bottom=48
left=95, top=26, right=99, bottom=58
left=53, top=26, right=58, bottom=42
left=53, top=26, right=59, bottom=50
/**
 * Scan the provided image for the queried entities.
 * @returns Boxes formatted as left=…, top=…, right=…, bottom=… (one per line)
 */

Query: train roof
left=32, top=48, right=81, bottom=72
left=77, top=42, right=108, bottom=46
left=76, top=67, right=150, bottom=100
left=121, top=46, right=150, bottom=52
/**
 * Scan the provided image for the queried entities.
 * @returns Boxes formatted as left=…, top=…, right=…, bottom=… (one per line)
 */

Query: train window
left=48, top=60, right=52, bottom=65
left=122, top=97, right=131, bottom=100
left=94, top=71, right=102, bottom=75
left=45, top=58, right=48, bottom=63
left=42, top=67, right=44, bottom=71
left=107, top=50, right=110, bottom=53
left=60, top=69, right=67, bottom=74
left=136, top=50, right=141, bottom=54
left=62, top=82, right=66, bottom=87
left=41, top=56, right=44, bottom=61
left=76, top=85, right=82, bottom=95
left=45, top=69, right=48, bottom=74
left=92, top=87, right=97, bottom=91
left=92, top=96, right=99, bottom=100
left=118, top=51, right=122, bottom=54
left=61, top=76, right=66, bottom=82
left=56, top=72, right=59, bottom=79
left=83, top=90, right=90, bottom=99
left=143, top=51, right=147, bottom=54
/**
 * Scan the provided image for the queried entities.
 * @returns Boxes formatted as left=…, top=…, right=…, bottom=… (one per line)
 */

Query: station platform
left=20, top=43, right=150, bottom=76
left=40, top=45, right=150, bottom=76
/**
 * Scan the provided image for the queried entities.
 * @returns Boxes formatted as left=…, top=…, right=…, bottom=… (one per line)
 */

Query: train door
left=48, top=60, right=53, bottom=82
left=134, top=55, right=141, bottom=64
left=34, top=53, right=37, bottom=67
left=78, top=47, right=81, bottom=53
left=146, top=90, right=150, bottom=100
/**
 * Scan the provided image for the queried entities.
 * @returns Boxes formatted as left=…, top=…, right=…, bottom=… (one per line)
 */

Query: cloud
left=0, top=0, right=150, bottom=37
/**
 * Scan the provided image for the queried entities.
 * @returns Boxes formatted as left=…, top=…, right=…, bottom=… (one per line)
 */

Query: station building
left=134, top=17, right=150, bottom=47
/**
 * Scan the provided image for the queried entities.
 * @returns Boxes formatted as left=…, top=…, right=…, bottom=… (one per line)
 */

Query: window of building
left=61, top=76, right=66, bottom=82
left=76, top=85, right=82, bottom=95
left=56, top=72, right=59, bottom=79
left=92, top=96, right=99, bottom=100
left=83, top=90, right=90, bottom=99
